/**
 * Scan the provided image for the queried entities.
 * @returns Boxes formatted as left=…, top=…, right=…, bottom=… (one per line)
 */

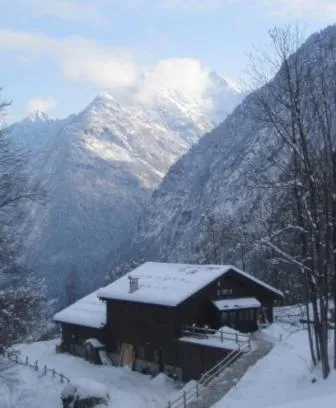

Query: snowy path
left=212, top=324, right=336, bottom=408
left=0, top=340, right=181, bottom=408
left=188, top=338, right=273, bottom=408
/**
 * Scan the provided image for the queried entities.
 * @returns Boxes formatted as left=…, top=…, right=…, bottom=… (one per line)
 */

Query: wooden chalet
left=54, top=262, right=283, bottom=380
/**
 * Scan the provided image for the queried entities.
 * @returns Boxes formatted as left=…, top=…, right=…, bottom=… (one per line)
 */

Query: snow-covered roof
left=53, top=290, right=106, bottom=329
left=98, top=262, right=283, bottom=307
left=213, top=297, right=261, bottom=311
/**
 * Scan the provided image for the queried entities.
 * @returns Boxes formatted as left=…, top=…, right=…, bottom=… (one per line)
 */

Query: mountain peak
left=87, top=92, right=123, bottom=113
left=25, top=110, right=52, bottom=123
left=209, top=71, right=241, bottom=94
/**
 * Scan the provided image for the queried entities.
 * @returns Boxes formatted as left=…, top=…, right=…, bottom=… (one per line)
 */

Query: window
left=221, top=311, right=229, bottom=325
left=238, top=309, right=255, bottom=321
left=221, top=289, right=233, bottom=296
left=137, top=345, right=145, bottom=360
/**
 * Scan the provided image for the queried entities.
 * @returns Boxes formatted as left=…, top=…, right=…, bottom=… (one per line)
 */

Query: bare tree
left=0, top=95, right=50, bottom=350
left=247, top=26, right=336, bottom=377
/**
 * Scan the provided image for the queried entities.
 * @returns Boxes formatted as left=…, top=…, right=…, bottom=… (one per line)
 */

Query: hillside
left=7, top=74, right=240, bottom=303
left=130, top=25, right=336, bottom=271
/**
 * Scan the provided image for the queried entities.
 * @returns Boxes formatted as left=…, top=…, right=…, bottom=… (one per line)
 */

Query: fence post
left=15, top=355, right=18, bottom=363
left=25, top=356, right=29, bottom=365
left=183, top=391, right=187, bottom=408
left=235, top=332, right=238, bottom=344
left=167, top=401, right=171, bottom=408
left=220, top=330, right=223, bottom=343
left=44, top=365, right=47, bottom=375
left=196, top=382, right=199, bottom=398
left=35, top=360, right=38, bottom=371
left=52, top=369, right=55, bottom=377
left=60, top=374, right=64, bottom=383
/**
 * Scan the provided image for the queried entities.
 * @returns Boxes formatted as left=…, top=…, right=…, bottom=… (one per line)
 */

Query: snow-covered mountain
left=130, top=25, right=336, bottom=268
left=8, top=72, right=240, bottom=303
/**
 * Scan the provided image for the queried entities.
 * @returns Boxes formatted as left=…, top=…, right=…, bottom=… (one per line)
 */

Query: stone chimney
left=128, top=276, right=139, bottom=293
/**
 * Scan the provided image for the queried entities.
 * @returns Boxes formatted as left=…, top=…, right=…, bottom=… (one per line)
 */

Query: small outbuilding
left=54, top=290, right=106, bottom=359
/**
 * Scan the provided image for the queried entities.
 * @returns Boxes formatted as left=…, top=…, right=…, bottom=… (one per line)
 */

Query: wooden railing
left=167, top=336, right=251, bottom=408
left=199, top=345, right=248, bottom=387
left=167, top=383, right=202, bottom=408
left=182, top=325, right=251, bottom=347
left=1, top=349, right=70, bottom=384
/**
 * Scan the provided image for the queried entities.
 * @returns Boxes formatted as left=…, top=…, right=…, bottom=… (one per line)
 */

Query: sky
left=0, top=0, right=335, bottom=123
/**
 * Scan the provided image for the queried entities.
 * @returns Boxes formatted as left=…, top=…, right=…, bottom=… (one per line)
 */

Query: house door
left=119, top=343, right=135, bottom=367
left=221, top=311, right=238, bottom=329
left=158, top=349, right=163, bottom=372
left=228, top=311, right=237, bottom=329
left=237, top=309, right=257, bottom=332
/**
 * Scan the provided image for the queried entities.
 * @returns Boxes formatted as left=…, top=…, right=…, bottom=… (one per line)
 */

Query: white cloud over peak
left=0, top=29, right=216, bottom=102
left=26, top=97, right=57, bottom=114
left=135, top=58, right=212, bottom=102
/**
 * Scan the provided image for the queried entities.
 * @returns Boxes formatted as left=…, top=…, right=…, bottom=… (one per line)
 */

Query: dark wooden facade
left=61, top=323, right=106, bottom=346
left=178, top=342, right=235, bottom=381
left=98, top=268, right=282, bottom=379
left=58, top=267, right=282, bottom=380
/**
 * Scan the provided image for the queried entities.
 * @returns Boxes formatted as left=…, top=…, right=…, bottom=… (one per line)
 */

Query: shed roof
left=53, top=290, right=106, bottom=329
left=98, top=262, right=283, bottom=307
left=213, top=297, right=261, bottom=311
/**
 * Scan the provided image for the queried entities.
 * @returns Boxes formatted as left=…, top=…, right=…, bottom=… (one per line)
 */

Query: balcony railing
left=181, top=325, right=251, bottom=347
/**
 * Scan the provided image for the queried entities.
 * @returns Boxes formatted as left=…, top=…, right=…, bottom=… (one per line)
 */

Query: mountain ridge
left=8, top=71, right=241, bottom=303
left=128, top=24, right=336, bottom=271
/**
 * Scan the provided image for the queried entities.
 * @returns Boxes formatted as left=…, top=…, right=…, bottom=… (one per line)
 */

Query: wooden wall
left=105, top=300, right=176, bottom=351
left=178, top=341, right=231, bottom=381
left=61, top=323, right=105, bottom=345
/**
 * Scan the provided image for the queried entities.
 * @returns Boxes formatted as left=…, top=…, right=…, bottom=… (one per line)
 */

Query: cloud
left=160, top=0, right=223, bottom=10
left=0, top=29, right=212, bottom=98
left=262, top=0, right=336, bottom=18
left=135, top=58, right=212, bottom=102
left=0, top=29, right=229, bottom=106
left=60, top=38, right=138, bottom=89
left=0, top=29, right=138, bottom=89
left=26, top=97, right=57, bottom=114
left=9, top=0, right=106, bottom=23
left=160, top=0, right=336, bottom=17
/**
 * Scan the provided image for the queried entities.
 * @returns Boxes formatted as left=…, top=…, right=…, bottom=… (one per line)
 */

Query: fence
left=274, top=314, right=304, bottom=327
left=182, top=325, right=251, bottom=348
left=167, top=341, right=250, bottom=408
left=1, top=349, right=70, bottom=384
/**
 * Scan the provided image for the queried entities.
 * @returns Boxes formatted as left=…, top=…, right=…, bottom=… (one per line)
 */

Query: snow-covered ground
left=213, top=323, right=336, bottom=408
left=2, top=307, right=336, bottom=408
left=0, top=339, right=183, bottom=408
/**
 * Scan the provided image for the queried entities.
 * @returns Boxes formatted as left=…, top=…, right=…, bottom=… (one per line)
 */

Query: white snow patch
left=213, top=297, right=261, bottom=311
left=61, top=378, right=109, bottom=400
left=3, top=339, right=180, bottom=408
left=85, top=338, right=104, bottom=348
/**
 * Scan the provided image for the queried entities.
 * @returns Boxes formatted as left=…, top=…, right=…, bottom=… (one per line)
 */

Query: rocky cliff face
left=130, top=25, right=336, bottom=270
